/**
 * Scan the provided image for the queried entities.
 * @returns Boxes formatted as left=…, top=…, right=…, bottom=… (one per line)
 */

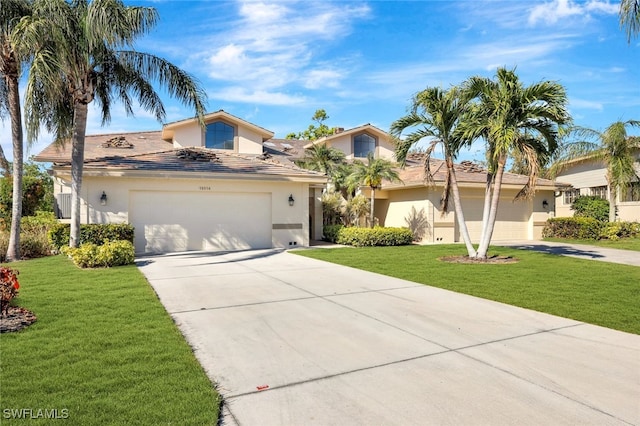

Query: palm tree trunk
left=449, top=166, right=476, bottom=257
left=69, top=102, right=89, bottom=248
left=478, top=172, right=493, bottom=249
left=476, top=158, right=506, bottom=259
left=608, top=183, right=617, bottom=222
left=5, top=76, right=23, bottom=262
left=370, top=187, right=375, bottom=228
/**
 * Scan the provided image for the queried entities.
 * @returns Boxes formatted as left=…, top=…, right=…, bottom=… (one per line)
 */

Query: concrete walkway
left=137, top=249, right=640, bottom=426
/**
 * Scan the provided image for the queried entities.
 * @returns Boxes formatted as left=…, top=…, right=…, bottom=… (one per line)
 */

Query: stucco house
left=35, top=110, right=327, bottom=254
left=553, top=151, right=640, bottom=222
left=36, top=110, right=564, bottom=253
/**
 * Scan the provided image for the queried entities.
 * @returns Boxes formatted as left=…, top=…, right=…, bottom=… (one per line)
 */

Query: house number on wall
left=199, top=186, right=212, bottom=191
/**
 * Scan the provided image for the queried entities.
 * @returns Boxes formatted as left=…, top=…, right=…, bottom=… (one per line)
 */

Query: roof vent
left=102, top=136, right=134, bottom=149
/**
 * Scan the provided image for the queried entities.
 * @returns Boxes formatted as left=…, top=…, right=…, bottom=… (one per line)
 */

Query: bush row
left=323, top=225, right=414, bottom=247
left=543, top=217, right=640, bottom=240
left=62, top=240, right=135, bottom=268
left=0, top=212, right=57, bottom=262
left=49, top=223, right=134, bottom=249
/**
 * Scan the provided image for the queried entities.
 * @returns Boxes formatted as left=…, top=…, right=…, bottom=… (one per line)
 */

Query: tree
left=548, top=121, right=640, bottom=222
left=1, top=160, right=54, bottom=226
left=286, top=109, right=337, bottom=140
left=20, top=0, right=207, bottom=247
left=391, top=86, right=477, bottom=257
left=298, top=144, right=346, bottom=177
left=348, top=153, right=402, bottom=228
left=461, top=67, right=570, bottom=259
left=1, top=0, right=32, bottom=261
left=620, top=0, right=640, bottom=42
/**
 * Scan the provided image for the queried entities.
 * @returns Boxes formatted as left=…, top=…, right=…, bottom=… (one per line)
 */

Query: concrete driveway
left=137, top=249, right=640, bottom=426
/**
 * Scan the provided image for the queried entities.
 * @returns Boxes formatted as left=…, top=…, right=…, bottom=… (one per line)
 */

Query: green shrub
left=0, top=212, right=56, bottom=261
left=336, top=226, right=413, bottom=247
left=572, top=196, right=609, bottom=222
left=542, top=217, right=603, bottom=239
left=49, top=223, right=135, bottom=249
left=599, top=221, right=640, bottom=240
left=63, top=240, right=135, bottom=268
left=323, top=224, right=344, bottom=243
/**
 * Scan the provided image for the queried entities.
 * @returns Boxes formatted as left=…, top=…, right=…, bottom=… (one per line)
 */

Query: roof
left=33, top=131, right=171, bottom=163
left=303, top=124, right=392, bottom=149
left=51, top=147, right=327, bottom=182
left=161, top=110, right=274, bottom=142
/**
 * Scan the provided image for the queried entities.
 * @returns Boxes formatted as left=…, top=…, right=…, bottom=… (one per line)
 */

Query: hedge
left=49, top=223, right=135, bottom=249
left=324, top=226, right=413, bottom=247
left=61, top=240, right=135, bottom=268
left=542, top=217, right=602, bottom=239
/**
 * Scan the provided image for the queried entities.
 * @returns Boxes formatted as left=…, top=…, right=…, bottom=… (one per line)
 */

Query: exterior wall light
left=542, top=200, right=549, bottom=209
left=100, top=191, right=108, bottom=206
left=288, top=194, right=295, bottom=206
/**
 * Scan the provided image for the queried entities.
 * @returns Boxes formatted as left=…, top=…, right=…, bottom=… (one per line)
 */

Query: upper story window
left=205, top=121, right=234, bottom=150
left=563, top=189, right=580, bottom=205
left=354, top=133, right=376, bottom=158
left=590, top=186, right=607, bottom=199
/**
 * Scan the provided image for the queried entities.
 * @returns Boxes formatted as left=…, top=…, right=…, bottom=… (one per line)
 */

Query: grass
left=544, top=237, right=640, bottom=251
left=0, top=255, right=219, bottom=425
left=294, top=245, right=640, bottom=335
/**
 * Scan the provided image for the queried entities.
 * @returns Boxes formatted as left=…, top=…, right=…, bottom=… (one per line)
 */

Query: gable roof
left=303, top=124, right=392, bottom=149
left=161, top=110, right=274, bottom=142
left=51, top=147, right=327, bottom=182
left=33, top=131, right=171, bottom=163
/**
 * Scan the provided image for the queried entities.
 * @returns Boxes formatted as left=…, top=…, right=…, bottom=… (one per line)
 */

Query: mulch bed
left=439, top=255, right=519, bottom=264
left=0, top=306, right=37, bottom=333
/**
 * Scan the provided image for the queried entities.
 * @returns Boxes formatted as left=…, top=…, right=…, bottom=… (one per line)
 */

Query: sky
left=1, top=0, right=638, bottom=163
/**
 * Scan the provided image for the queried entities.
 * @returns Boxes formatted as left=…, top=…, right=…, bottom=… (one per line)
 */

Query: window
left=354, top=134, right=375, bottom=158
left=590, top=186, right=607, bottom=199
left=205, top=121, right=234, bottom=150
left=622, top=182, right=640, bottom=202
left=563, top=189, right=580, bottom=205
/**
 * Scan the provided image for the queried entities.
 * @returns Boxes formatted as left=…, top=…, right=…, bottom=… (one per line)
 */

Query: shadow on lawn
left=505, top=244, right=605, bottom=259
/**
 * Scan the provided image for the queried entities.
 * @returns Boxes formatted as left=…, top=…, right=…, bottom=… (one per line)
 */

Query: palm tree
left=19, top=0, right=207, bottom=247
left=548, top=121, right=640, bottom=222
left=620, top=0, right=640, bottom=42
left=1, top=0, right=32, bottom=261
left=300, top=144, right=346, bottom=177
left=348, top=153, right=402, bottom=228
left=391, top=86, right=477, bottom=257
left=461, top=67, right=570, bottom=259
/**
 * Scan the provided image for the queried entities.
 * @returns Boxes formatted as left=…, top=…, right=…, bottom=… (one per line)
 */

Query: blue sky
left=2, top=0, right=638, bottom=162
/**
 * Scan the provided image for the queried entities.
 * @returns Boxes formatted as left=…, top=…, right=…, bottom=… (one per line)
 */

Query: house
left=35, top=110, right=564, bottom=254
left=35, top=110, right=327, bottom=254
left=553, top=152, right=640, bottom=222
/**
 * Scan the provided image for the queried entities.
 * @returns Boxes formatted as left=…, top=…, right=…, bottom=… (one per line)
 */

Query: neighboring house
left=35, top=110, right=327, bottom=254
left=303, top=124, right=397, bottom=160
left=554, top=152, right=640, bottom=222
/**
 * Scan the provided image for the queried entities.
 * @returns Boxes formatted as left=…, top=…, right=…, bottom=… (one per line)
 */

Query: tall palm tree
left=300, top=144, right=346, bottom=177
left=1, top=0, right=32, bottom=261
left=620, top=0, right=640, bottom=42
left=391, top=86, right=477, bottom=257
left=461, top=67, right=570, bottom=259
left=19, top=0, right=207, bottom=247
left=348, top=153, right=402, bottom=228
left=548, top=121, right=640, bottom=222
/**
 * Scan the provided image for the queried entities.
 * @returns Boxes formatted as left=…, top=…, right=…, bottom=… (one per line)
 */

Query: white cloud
left=211, top=87, right=306, bottom=105
left=304, top=69, right=343, bottom=89
left=570, top=98, right=604, bottom=110
left=528, top=0, right=618, bottom=26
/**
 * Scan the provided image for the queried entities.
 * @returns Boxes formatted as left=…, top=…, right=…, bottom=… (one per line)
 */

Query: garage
left=459, top=194, right=531, bottom=241
left=130, top=191, right=272, bottom=253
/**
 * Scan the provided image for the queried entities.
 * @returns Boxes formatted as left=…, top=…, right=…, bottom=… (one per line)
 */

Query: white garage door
left=130, top=191, right=272, bottom=253
left=461, top=196, right=530, bottom=241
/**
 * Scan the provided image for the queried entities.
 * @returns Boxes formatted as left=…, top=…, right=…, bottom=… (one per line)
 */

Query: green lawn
left=544, top=237, right=640, bottom=251
left=0, top=256, right=219, bottom=425
left=294, top=245, right=640, bottom=335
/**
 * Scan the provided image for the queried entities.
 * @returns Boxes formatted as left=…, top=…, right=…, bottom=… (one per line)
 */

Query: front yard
left=295, top=245, right=640, bottom=335
left=0, top=256, right=219, bottom=425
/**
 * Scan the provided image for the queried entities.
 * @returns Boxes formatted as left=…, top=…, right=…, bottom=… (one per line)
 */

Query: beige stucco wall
left=171, top=125, right=202, bottom=148
left=52, top=171, right=312, bottom=252
left=326, top=130, right=396, bottom=161
left=170, top=120, right=263, bottom=154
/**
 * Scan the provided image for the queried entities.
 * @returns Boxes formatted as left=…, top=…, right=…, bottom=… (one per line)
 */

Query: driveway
left=137, top=249, right=640, bottom=425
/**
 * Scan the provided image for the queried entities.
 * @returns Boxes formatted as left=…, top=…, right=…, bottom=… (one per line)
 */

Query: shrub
left=63, top=240, right=135, bottom=268
left=572, top=196, right=609, bottom=222
left=0, top=212, right=56, bottom=261
left=323, top=224, right=344, bottom=243
left=599, top=221, right=640, bottom=240
left=0, top=266, right=20, bottom=316
left=336, top=226, right=414, bottom=247
left=49, top=223, right=135, bottom=249
left=542, top=217, right=602, bottom=239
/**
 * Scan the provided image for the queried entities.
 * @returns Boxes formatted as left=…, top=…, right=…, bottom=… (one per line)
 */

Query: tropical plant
left=348, top=153, right=402, bottom=228
left=298, top=144, right=346, bottom=177
left=548, top=121, right=640, bottom=222
left=391, top=86, right=476, bottom=256
left=620, top=0, right=640, bottom=42
left=19, top=0, right=207, bottom=248
left=0, top=160, right=54, bottom=227
left=571, top=195, right=609, bottom=223
left=286, top=109, right=336, bottom=140
left=1, top=0, right=33, bottom=261
left=321, top=191, right=344, bottom=226
left=344, top=194, right=370, bottom=227
left=461, top=67, right=570, bottom=259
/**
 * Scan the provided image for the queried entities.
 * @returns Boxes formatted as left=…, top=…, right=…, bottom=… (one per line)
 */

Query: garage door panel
left=130, top=191, right=272, bottom=253
left=460, top=197, right=530, bottom=241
